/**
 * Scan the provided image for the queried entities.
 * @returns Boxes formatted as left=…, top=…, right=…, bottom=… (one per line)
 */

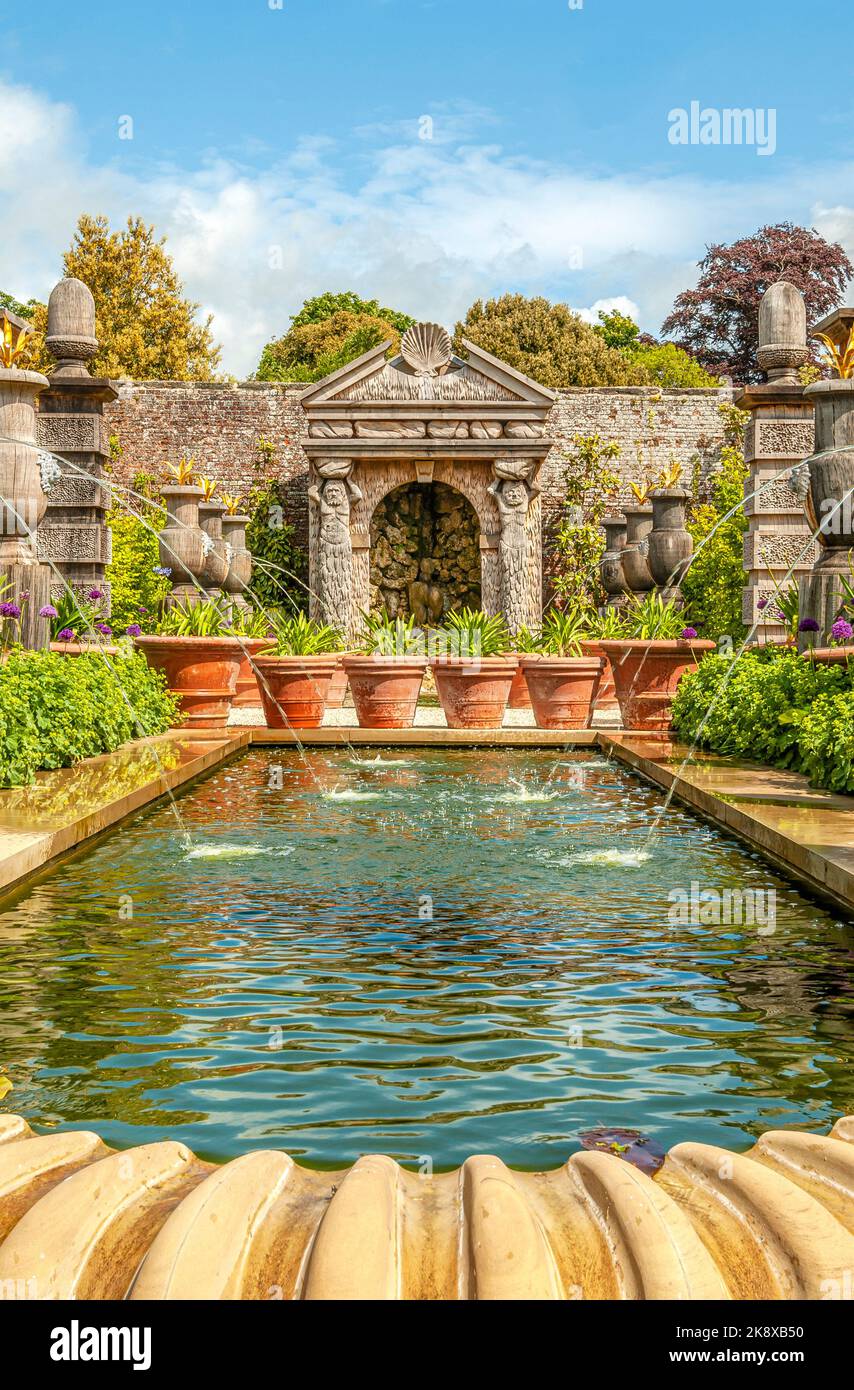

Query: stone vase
left=159, top=485, right=207, bottom=602
left=0, top=366, right=52, bottom=648
left=620, top=506, right=655, bottom=594
left=600, top=514, right=628, bottom=603
left=648, top=488, right=693, bottom=595
left=222, top=513, right=253, bottom=605
left=198, top=502, right=230, bottom=595
left=804, top=380, right=854, bottom=566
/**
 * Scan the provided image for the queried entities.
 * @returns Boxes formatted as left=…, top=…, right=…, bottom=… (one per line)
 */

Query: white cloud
left=575, top=296, right=640, bottom=327
left=1, top=78, right=853, bottom=377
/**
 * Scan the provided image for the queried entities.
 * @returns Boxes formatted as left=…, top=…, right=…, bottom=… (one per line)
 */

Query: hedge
left=671, top=648, right=854, bottom=793
left=0, top=648, right=179, bottom=787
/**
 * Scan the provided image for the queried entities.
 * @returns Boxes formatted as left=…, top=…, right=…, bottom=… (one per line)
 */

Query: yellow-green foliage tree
left=454, top=294, right=653, bottom=388
left=256, top=293, right=415, bottom=383
left=19, top=215, right=222, bottom=381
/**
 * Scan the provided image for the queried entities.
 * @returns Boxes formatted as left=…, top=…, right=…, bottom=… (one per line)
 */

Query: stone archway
left=370, top=481, right=481, bottom=621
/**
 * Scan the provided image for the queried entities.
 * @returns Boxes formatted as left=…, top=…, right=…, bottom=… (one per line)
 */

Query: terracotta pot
left=342, top=655, right=428, bottom=728
left=135, top=635, right=243, bottom=729
left=50, top=642, right=121, bottom=658
left=232, top=637, right=271, bottom=708
left=598, top=639, right=716, bottom=731
left=253, top=655, right=338, bottom=729
left=432, top=656, right=518, bottom=729
left=325, top=656, right=353, bottom=710
left=801, top=645, right=854, bottom=665
left=580, top=640, right=620, bottom=713
left=521, top=655, right=604, bottom=729
left=508, top=654, right=536, bottom=708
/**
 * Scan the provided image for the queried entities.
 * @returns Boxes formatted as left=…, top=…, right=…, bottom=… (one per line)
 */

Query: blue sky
left=1, top=0, right=852, bottom=373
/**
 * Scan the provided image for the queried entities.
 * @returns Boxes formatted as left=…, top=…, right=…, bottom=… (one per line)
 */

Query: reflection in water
left=0, top=748, right=851, bottom=1169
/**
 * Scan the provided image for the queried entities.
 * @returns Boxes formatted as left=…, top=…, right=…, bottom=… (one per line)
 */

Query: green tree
left=50, top=214, right=222, bottom=381
left=105, top=471, right=171, bottom=633
left=681, top=404, right=750, bottom=641
left=256, top=290, right=415, bottom=383
left=595, top=309, right=720, bottom=387
left=552, top=434, right=622, bottom=608
left=454, top=295, right=652, bottom=388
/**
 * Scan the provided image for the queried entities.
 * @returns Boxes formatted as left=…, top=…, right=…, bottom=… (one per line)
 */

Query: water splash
left=563, top=848, right=652, bottom=868
left=324, top=787, right=384, bottom=802
left=348, top=755, right=411, bottom=768
left=497, top=777, right=561, bottom=804
left=186, top=844, right=269, bottom=861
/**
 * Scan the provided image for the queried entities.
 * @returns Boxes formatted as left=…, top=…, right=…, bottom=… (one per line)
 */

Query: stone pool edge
left=0, top=725, right=853, bottom=914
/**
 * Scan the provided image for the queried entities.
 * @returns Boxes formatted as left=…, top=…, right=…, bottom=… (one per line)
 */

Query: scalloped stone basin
left=253, top=655, right=338, bottom=728
left=521, top=655, right=604, bottom=729
left=432, top=656, right=518, bottom=728
left=341, top=655, right=428, bottom=728
left=135, top=635, right=243, bottom=729
left=599, top=639, right=716, bottom=731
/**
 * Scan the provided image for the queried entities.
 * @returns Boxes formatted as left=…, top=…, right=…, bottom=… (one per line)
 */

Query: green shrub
left=0, top=649, right=179, bottom=787
left=681, top=405, right=750, bottom=642
left=245, top=481, right=308, bottom=613
left=671, top=649, right=854, bottom=789
left=106, top=502, right=170, bottom=634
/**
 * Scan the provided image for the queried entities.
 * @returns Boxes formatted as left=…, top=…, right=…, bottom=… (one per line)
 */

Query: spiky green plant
left=264, top=611, right=343, bottom=656
left=360, top=610, right=426, bottom=657
left=156, top=598, right=233, bottom=637
left=620, top=592, right=689, bottom=640
left=537, top=607, right=589, bottom=656
left=440, top=607, right=510, bottom=658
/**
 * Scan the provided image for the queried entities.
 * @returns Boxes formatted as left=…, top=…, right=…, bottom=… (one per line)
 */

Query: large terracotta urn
left=253, top=655, right=338, bottom=729
left=599, top=638, right=715, bottom=731
left=648, top=488, right=693, bottom=594
left=521, top=655, right=604, bottom=730
left=620, top=506, right=655, bottom=594
left=600, top=514, right=628, bottom=603
left=159, top=485, right=207, bottom=602
left=198, top=501, right=230, bottom=594
left=135, top=635, right=243, bottom=729
left=342, top=655, right=428, bottom=728
left=432, top=656, right=518, bottom=729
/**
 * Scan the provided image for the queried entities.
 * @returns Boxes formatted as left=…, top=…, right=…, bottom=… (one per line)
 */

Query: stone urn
left=159, top=485, right=207, bottom=601
left=222, top=512, right=253, bottom=604
left=600, top=514, right=628, bottom=602
left=198, top=501, right=230, bottom=594
left=620, top=506, right=655, bottom=594
left=804, top=378, right=854, bottom=564
left=648, top=488, right=693, bottom=595
left=0, top=367, right=50, bottom=563
left=0, top=364, right=52, bottom=647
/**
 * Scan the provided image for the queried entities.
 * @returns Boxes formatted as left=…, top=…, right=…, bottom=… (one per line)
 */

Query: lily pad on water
left=578, top=1128, right=666, bottom=1177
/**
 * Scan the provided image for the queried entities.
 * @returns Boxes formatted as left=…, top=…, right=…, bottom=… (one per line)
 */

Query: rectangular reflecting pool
left=0, top=747, right=852, bottom=1169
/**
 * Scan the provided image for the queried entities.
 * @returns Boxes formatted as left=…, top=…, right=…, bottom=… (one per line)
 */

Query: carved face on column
left=323, top=480, right=347, bottom=510
left=501, top=481, right=529, bottom=511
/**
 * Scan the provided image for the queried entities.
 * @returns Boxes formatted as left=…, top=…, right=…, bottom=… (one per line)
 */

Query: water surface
left=0, top=748, right=851, bottom=1168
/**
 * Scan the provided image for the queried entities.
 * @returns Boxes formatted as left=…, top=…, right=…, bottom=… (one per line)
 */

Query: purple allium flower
left=126, top=624, right=142, bottom=637
left=0, top=602, right=21, bottom=619
left=39, top=604, right=58, bottom=619
left=772, top=608, right=786, bottom=623
left=832, top=619, right=853, bottom=643
left=681, top=626, right=698, bottom=640
left=153, top=566, right=172, bottom=578
left=87, top=588, right=104, bottom=601
left=57, top=628, right=75, bottom=642
left=18, top=591, right=29, bottom=603
left=96, top=623, right=113, bottom=636
left=138, top=606, right=148, bottom=615
left=798, top=618, right=820, bottom=633
left=757, top=597, right=769, bottom=611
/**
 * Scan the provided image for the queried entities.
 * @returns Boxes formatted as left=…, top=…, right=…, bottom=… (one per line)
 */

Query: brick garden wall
left=97, top=379, right=735, bottom=585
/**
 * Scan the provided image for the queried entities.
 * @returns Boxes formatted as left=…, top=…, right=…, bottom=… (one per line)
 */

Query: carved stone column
left=36, top=278, right=116, bottom=613
left=737, top=282, right=816, bottom=641
left=489, top=457, right=541, bottom=634
left=0, top=309, right=52, bottom=648
left=308, top=459, right=361, bottom=641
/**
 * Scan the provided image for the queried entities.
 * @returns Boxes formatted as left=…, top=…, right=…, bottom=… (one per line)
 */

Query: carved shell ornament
left=400, top=323, right=453, bottom=377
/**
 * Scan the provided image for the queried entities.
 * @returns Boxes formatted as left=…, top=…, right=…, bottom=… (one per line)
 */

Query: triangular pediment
left=301, top=334, right=556, bottom=409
